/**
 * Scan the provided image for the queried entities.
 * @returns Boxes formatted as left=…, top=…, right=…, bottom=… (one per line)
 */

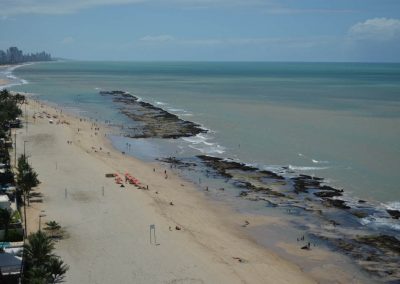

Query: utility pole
left=22, top=169, right=29, bottom=238
left=39, top=213, right=46, bottom=231
left=14, top=131, right=17, bottom=168
left=23, top=193, right=27, bottom=237
left=25, top=102, right=27, bottom=133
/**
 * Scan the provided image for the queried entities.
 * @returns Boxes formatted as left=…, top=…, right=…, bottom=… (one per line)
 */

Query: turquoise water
left=7, top=61, right=400, bottom=204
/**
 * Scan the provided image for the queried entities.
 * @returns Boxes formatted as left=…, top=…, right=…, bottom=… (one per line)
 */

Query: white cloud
left=349, top=18, right=400, bottom=41
left=61, top=37, right=75, bottom=44
left=140, top=35, right=175, bottom=42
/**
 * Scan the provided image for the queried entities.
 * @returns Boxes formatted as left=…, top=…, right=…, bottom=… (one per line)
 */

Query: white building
left=0, top=195, right=11, bottom=210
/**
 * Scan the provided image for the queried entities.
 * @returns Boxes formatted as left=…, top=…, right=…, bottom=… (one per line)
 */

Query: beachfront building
left=0, top=245, right=23, bottom=283
left=0, top=195, right=10, bottom=210
left=0, top=193, right=23, bottom=283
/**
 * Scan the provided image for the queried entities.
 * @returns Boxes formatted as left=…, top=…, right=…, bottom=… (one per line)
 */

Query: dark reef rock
left=320, top=185, right=344, bottom=193
left=197, top=155, right=284, bottom=179
left=313, top=191, right=343, bottom=198
left=357, top=235, right=400, bottom=254
left=291, top=175, right=344, bottom=202
left=258, top=170, right=286, bottom=180
left=291, top=176, right=321, bottom=194
left=324, top=235, right=400, bottom=281
left=157, top=157, right=197, bottom=168
left=387, top=209, right=400, bottom=219
left=324, top=198, right=350, bottom=209
left=198, top=155, right=257, bottom=172
left=234, top=181, right=255, bottom=189
left=197, top=155, right=286, bottom=198
left=99, top=90, right=129, bottom=95
left=100, top=90, right=207, bottom=139
left=350, top=210, right=369, bottom=219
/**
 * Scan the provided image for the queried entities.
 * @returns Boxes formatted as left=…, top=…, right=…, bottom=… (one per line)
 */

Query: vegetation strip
left=0, top=89, right=68, bottom=283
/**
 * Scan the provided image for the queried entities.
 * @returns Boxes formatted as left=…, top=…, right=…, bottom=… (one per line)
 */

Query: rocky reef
left=324, top=235, right=400, bottom=281
left=99, top=90, right=207, bottom=139
left=160, top=154, right=400, bottom=282
left=100, top=89, right=399, bottom=281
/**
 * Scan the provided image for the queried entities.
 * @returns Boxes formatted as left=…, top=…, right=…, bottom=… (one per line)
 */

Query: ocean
left=5, top=61, right=400, bottom=205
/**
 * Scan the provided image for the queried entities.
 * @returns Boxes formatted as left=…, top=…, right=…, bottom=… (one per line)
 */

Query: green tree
left=23, top=231, right=69, bottom=284
left=24, top=266, right=50, bottom=284
left=17, top=154, right=29, bottom=177
left=17, top=154, right=39, bottom=206
left=0, top=89, right=22, bottom=124
left=20, top=169, right=39, bottom=206
left=48, top=257, right=69, bottom=283
left=44, top=221, right=61, bottom=238
left=14, top=93, right=26, bottom=104
left=0, top=89, right=10, bottom=100
left=23, top=231, right=55, bottom=268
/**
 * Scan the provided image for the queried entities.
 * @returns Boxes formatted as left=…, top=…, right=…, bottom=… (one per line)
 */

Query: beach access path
left=17, top=99, right=316, bottom=283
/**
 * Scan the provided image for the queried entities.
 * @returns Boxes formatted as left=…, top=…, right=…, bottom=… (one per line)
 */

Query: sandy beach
left=0, top=79, right=11, bottom=86
left=11, top=98, right=375, bottom=284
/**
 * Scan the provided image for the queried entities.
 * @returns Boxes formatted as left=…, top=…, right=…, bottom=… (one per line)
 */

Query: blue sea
left=4, top=61, right=399, bottom=205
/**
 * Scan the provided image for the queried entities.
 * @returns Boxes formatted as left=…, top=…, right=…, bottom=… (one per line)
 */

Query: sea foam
left=384, top=201, right=400, bottom=211
left=360, top=216, right=400, bottom=231
left=288, top=165, right=329, bottom=171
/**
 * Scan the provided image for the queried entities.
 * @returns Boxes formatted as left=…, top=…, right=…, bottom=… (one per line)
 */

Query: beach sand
left=13, top=98, right=369, bottom=283
left=0, top=79, right=11, bottom=86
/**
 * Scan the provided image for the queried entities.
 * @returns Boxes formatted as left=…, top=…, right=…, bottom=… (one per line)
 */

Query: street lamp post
left=39, top=213, right=46, bottom=231
left=23, top=193, right=27, bottom=237
left=14, top=131, right=17, bottom=168
left=25, top=101, right=27, bottom=133
left=22, top=170, right=28, bottom=237
left=23, top=140, right=28, bottom=157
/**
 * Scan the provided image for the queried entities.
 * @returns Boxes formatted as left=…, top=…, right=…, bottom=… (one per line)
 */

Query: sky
left=0, top=0, right=400, bottom=62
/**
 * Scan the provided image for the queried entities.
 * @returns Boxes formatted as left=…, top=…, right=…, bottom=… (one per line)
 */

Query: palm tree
left=17, top=154, right=29, bottom=174
left=17, top=155, right=39, bottom=206
left=0, top=89, right=10, bottom=100
left=0, top=89, right=22, bottom=124
left=14, top=93, right=26, bottom=104
left=23, top=231, right=69, bottom=283
left=48, top=256, right=69, bottom=283
left=24, top=266, right=50, bottom=284
left=0, top=208, right=12, bottom=241
left=20, top=170, right=39, bottom=206
left=44, top=221, right=61, bottom=238
left=23, top=231, right=55, bottom=268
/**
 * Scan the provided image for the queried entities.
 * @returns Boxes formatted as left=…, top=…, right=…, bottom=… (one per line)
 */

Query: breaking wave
left=288, top=165, right=329, bottom=171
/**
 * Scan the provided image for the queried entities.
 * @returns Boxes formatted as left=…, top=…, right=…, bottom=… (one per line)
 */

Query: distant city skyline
left=1, top=0, right=400, bottom=62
